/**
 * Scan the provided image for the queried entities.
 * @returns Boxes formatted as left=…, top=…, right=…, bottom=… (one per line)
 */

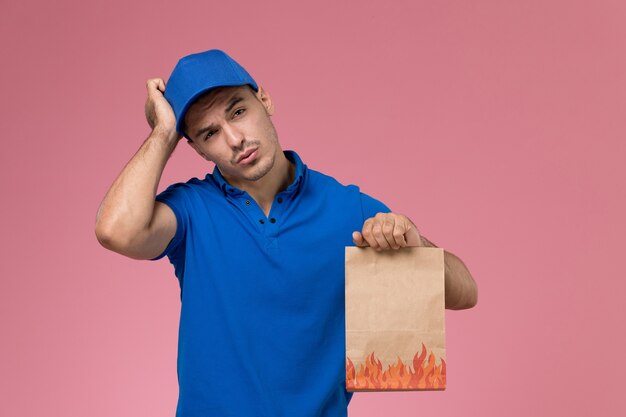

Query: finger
left=405, top=222, right=423, bottom=246
left=147, top=78, right=162, bottom=94
left=352, top=231, right=367, bottom=247
left=381, top=215, right=400, bottom=249
left=392, top=220, right=408, bottom=248
left=361, top=218, right=378, bottom=249
left=371, top=214, right=392, bottom=250
left=414, top=227, right=424, bottom=246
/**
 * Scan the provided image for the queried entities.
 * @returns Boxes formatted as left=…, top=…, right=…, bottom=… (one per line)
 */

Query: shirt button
left=277, top=197, right=283, bottom=203
left=259, top=219, right=265, bottom=224
left=270, top=218, right=276, bottom=223
left=245, top=200, right=251, bottom=205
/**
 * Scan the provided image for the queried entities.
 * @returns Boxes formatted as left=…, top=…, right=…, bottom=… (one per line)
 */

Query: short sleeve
left=148, top=182, right=189, bottom=262
left=360, top=191, right=392, bottom=221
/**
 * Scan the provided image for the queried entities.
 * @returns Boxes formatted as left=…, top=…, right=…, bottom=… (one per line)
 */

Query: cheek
left=259, top=119, right=278, bottom=141
left=248, top=113, right=273, bottom=133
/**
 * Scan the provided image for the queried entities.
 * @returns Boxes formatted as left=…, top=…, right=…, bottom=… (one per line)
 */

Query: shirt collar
left=210, top=149, right=306, bottom=196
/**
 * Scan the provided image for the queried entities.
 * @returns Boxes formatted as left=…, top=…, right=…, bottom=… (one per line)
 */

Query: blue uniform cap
left=164, top=49, right=259, bottom=140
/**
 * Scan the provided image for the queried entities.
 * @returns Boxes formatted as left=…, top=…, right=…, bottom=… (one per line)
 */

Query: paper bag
left=345, top=246, right=446, bottom=391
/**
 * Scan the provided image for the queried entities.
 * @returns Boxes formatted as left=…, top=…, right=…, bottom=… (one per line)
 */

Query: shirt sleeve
left=359, top=191, right=392, bottom=221
left=148, top=182, right=189, bottom=262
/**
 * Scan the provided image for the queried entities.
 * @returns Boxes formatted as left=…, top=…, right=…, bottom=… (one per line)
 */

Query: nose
left=222, top=122, right=244, bottom=148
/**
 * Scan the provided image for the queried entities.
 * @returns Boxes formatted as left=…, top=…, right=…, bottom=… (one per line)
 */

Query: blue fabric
left=150, top=149, right=391, bottom=417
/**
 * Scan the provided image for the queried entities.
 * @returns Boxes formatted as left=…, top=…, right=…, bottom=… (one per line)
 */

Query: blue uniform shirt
left=150, top=149, right=391, bottom=417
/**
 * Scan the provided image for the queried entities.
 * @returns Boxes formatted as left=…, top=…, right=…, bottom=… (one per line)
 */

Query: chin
left=248, top=153, right=275, bottom=181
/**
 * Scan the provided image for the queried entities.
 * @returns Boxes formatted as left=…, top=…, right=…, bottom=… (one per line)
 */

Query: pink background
left=1, top=0, right=624, bottom=416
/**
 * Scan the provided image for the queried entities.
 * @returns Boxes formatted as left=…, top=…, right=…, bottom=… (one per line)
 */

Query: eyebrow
left=193, top=95, right=246, bottom=139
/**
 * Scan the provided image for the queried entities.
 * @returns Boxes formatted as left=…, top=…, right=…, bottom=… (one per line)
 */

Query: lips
left=237, top=148, right=258, bottom=163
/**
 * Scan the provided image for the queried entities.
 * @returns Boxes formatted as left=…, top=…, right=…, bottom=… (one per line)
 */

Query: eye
left=203, top=109, right=245, bottom=141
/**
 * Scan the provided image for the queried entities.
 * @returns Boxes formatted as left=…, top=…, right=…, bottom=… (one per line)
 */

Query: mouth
left=237, top=148, right=259, bottom=164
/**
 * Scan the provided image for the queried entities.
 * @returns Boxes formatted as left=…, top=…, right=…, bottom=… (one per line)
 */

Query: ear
left=255, top=85, right=275, bottom=116
left=186, top=139, right=211, bottom=161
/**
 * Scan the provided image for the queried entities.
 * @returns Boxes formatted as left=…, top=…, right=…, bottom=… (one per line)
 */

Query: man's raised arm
left=94, top=78, right=182, bottom=260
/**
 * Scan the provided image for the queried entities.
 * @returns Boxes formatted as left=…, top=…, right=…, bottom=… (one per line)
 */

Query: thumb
left=352, top=231, right=368, bottom=247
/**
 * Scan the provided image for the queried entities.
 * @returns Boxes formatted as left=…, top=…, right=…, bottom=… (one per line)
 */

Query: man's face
left=183, top=84, right=280, bottom=188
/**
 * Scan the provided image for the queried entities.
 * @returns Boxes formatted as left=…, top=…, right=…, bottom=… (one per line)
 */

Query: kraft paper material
left=345, top=246, right=446, bottom=391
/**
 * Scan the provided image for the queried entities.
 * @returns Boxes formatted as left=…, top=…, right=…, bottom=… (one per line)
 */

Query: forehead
left=184, top=85, right=250, bottom=128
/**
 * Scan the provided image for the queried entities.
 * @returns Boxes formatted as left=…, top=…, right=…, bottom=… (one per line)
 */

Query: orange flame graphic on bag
left=346, top=342, right=446, bottom=391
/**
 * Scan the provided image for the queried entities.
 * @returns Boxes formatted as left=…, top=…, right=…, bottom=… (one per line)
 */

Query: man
left=95, top=49, right=477, bottom=417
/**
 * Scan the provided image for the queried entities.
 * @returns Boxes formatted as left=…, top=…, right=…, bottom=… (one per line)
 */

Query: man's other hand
left=352, top=212, right=424, bottom=251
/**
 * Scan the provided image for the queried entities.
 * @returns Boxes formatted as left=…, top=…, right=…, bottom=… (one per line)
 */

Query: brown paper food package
left=345, top=246, right=446, bottom=391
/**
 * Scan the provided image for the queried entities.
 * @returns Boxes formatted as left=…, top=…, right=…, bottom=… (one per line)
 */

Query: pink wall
left=1, top=0, right=624, bottom=416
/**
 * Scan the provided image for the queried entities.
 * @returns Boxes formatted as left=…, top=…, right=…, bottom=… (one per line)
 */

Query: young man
left=95, top=49, right=477, bottom=417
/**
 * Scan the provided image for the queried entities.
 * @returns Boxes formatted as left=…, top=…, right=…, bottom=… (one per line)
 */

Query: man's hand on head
left=352, top=212, right=424, bottom=250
